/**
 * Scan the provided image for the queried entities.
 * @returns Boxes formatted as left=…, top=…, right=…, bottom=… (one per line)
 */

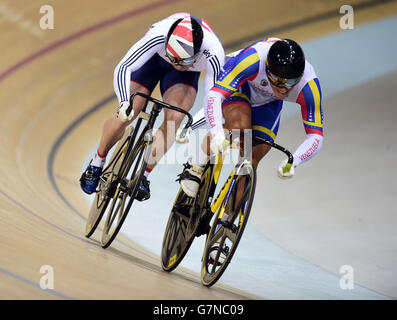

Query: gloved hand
left=175, top=126, right=192, bottom=144
left=277, top=158, right=295, bottom=179
left=210, top=131, right=227, bottom=155
left=117, top=101, right=134, bottom=122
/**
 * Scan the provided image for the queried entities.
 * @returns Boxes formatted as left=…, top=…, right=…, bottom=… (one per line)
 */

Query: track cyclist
left=80, top=12, right=225, bottom=201
left=178, top=38, right=324, bottom=259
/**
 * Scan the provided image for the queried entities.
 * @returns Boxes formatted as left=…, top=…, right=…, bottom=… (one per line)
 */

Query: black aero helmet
left=166, top=15, right=203, bottom=65
left=266, top=39, right=305, bottom=87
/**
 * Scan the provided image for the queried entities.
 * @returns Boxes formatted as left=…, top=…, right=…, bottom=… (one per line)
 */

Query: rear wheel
left=161, top=166, right=213, bottom=272
left=161, top=188, right=196, bottom=272
left=85, top=130, right=130, bottom=238
left=201, top=162, right=256, bottom=287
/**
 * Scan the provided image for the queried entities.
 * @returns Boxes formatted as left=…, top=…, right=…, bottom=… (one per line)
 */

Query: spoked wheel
left=100, top=136, right=152, bottom=248
left=161, top=167, right=212, bottom=272
left=201, top=162, right=256, bottom=287
left=85, top=131, right=130, bottom=238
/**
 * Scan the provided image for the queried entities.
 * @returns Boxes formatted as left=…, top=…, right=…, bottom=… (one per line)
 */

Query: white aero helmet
left=166, top=15, right=204, bottom=65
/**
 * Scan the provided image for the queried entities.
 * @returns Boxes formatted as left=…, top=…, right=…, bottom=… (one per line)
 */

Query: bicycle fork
left=210, top=159, right=251, bottom=234
left=211, top=159, right=250, bottom=215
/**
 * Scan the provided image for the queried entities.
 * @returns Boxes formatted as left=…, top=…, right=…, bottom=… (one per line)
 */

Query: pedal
left=106, top=180, right=118, bottom=198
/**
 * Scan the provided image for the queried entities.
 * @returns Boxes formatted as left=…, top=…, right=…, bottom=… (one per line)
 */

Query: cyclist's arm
left=204, top=89, right=225, bottom=133
left=204, top=47, right=260, bottom=134
left=113, top=26, right=165, bottom=104
left=189, top=108, right=206, bottom=130
left=294, top=78, right=324, bottom=166
left=198, top=45, right=225, bottom=131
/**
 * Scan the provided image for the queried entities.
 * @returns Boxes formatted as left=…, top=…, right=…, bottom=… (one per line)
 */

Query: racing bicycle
left=161, top=133, right=293, bottom=286
left=84, top=92, right=192, bottom=248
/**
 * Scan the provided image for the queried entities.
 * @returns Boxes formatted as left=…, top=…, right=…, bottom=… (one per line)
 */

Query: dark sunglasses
left=266, top=68, right=301, bottom=89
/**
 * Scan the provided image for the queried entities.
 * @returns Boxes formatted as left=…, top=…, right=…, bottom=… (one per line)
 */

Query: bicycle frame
left=210, top=158, right=235, bottom=215
left=161, top=125, right=295, bottom=284
left=117, top=92, right=194, bottom=179
left=129, top=92, right=193, bottom=135
left=87, top=92, right=194, bottom=244
left=198, top=134, right=294, bottom=230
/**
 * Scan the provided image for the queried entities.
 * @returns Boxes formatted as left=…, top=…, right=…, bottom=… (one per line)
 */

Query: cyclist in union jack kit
left=80, top=13, right=225, bottom=201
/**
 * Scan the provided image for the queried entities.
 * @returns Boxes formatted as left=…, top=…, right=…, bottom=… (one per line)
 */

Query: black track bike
left=84, top=92, right=192, bottom=248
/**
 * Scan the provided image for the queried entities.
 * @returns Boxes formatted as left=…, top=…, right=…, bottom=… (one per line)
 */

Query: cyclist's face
left=269, top=82, right=292, bottom=99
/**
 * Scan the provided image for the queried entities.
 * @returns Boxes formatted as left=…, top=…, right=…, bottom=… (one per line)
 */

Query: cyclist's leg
left=81, top=83, right=151, bottom=194
left=145, top=70, right=200, bottom=171
left=134, top=69, right=200, bottom=200
left=81, top=55, right=162, bottom=194
left=200, top=87, right=253, bottom=161
left=222, top=85, right=252, bottom=157
left=223, top=103, right=252, bottom=132
left=97, top=54, right=167, bottom=158
left=219, top=97, right=282, bottom=224
left=146, top=83, right=197, bottom=169
left=178, top=89, right=252, bottom=198
left=220, top=99, right=282, bottom=216
left=200, top=92, right=253, bottom=238
left=97, top=82, right=150, bottom=158
left=219, top=96, right=252, bottom=222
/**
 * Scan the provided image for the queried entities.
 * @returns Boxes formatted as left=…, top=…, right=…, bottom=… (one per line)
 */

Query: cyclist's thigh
left=222, top=90, right=252, bottom=131
left=129, top=82, right=151, bottom=113
left=161, top=70, right=200, bottom=123
left=130, top=54, right=170, bottom=111
left=251, top=99, right=283, bottom=143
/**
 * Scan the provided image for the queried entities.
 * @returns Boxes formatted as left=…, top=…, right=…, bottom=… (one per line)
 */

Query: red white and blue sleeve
left=204, top=47, right=260, bottom=134
left=293, top=78, right=324, bottom=166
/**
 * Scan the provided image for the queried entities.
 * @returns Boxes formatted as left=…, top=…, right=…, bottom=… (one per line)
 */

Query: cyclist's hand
left=210, top=131, right=227, bottom=155
left=277, top=158, right=295, bottom=179
left=117, top=101, right=134, bottom=122
left=175, top=126, right=192, bottom=144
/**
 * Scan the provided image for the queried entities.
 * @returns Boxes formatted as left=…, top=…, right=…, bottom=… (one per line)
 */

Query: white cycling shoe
left=178, top=161, right=204, bottom=197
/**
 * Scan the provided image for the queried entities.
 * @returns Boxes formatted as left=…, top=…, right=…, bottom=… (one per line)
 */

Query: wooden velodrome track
left=1, top=0, right=396, bottom=299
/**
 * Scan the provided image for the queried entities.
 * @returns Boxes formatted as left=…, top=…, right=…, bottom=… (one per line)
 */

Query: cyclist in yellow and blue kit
left=177, top=38, right=324, bottom=198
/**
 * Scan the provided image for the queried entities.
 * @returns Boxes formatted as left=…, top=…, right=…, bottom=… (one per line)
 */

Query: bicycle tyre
left=161, top=165, right=214, bottom=272
left=161, top=188, right=196, bottom=272
left=100, top=136, right=152, bottom=248
left=85, top=131, right=130, bottom=238
left=201, top=162, right=256, bottom=287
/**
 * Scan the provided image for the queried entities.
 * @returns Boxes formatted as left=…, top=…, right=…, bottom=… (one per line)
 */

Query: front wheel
left=100, top=136, right=152, bottom=248
left=201, top=162, right=256, bottom=287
